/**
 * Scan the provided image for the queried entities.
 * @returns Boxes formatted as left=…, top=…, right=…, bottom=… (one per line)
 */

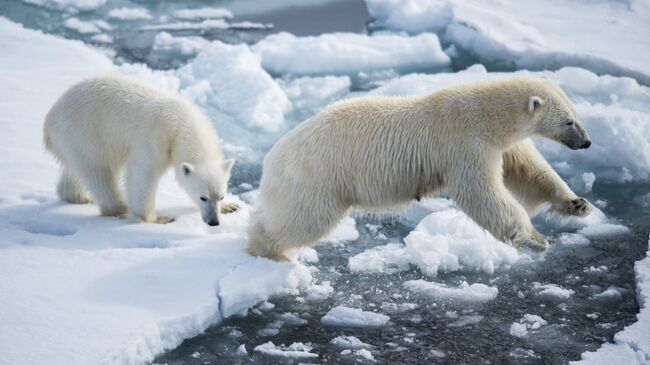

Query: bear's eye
left=566, top=121, right=574, bottom=126
left=200, top=196, right=208, bottom=202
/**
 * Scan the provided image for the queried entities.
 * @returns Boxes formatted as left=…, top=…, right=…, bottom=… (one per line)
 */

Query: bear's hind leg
left=75, top=166, right=127, bottom=217
left=247, top=196, right=347, bottom=261
left=57, top=168, right=91, bottom=204
left=125, top=157, right=170, bottom=224
left=503, top=139, right=591, bottom=217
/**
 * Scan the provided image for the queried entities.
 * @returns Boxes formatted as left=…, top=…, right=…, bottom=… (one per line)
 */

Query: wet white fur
left=248, top=76, right=590, bottom=260
left=44, top=74, right=233, bottom=224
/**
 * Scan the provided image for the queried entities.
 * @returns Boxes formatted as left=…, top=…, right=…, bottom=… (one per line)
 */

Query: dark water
left=153, top=175, right=649, bottom=365
left=2, top=2, right=648, bottom=364
left=0, top=0, right=370, bottom=68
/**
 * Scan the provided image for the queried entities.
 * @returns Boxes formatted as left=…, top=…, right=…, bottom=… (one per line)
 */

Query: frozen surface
left=533, top=283, right=575, bottom=303
left=510, top=314, right=548, bottom=338
left=21, top=0, right=105, bottom=12
left=0, top=17, right=312, bottom=365
left=320, top=306, right=390, bottom=328
left=252, top=31, right=450, bottom=76
left=107, top=7, right=151, bottom=20
left=173, top=7, right=233, bottom=20
left=175, top=40, right=291, bottom=140
left=365, top=0, right=650, bottom=84
left=253, top=342, right=318, bottom=359
left=404, top=280, right=498, bottom=304
left=349, top=205, right=524, bottom=276
left=331, top=336, right=373, bottom=349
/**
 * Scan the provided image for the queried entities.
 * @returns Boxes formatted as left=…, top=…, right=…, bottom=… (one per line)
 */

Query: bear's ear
left=222, top=159, right=235, bottom=174
left=181, top=162, right=194, bottom=176
left=528, top=96, right=545, bottom=113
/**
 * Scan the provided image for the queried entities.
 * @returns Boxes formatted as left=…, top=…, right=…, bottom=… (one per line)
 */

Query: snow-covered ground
left=1, top=0, right=650, bottom=362
left=366, top=0, right=650, bottom=84
left=0, top=18, right=319, bottom=365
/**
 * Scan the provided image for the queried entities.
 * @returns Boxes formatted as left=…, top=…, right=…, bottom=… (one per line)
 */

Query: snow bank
left=108, top=7, right=152, bottom=20
left=252, top=32, right=450, bottom=76
left=143, top=19, right=230, bottom=31
left=572, top=236, right=650, bottom=364
left=63, top=17, right=110, bottom=34
left=349, top=206, right=522, bottom=276
left=321, top=306, right=390, bottom=328
left=533, top=283, right=574, bottom=303
left=0, top=17, right=310, bottom=365
left=21, top=0, right=105, bottom=12
left=152, top=32, right=208, bottom=57
left=177, top=41, right=290, bottom=134
left=331, top=336, right=373, bottom=349
left=370, top=65, right=650, bottom=182
left=174, top=7, right=233, bottom=20
left=365, top=0, right=650, bottom=84
left=254, top=342, right=318, bottom=359
left=578, top=224, right=631, bottom=239
left=405, top=280, right=498, bottom=304
left=509, top=314, right=548, bottom=338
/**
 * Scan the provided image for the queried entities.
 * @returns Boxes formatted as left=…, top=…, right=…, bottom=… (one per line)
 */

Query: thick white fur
left=44, top=74, right=236, bottom=224
left=248, top=76, right=591, bottom=260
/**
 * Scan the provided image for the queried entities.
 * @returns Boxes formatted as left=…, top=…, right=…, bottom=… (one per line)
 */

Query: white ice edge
left=0, top=17, right=312, bottom=365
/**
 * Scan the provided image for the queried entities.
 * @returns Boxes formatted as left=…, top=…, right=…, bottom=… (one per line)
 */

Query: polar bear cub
left=248, top=76, right=592, bottom=261
left=44, top=74, right=238, bottom=225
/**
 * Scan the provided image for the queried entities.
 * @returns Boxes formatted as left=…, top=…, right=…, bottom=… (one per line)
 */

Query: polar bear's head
left=177, top=160, right=234, bottom=226
left=529, top=81, right=591, bottom=150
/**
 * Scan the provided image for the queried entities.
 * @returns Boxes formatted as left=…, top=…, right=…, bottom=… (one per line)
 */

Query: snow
left=578, top=224, right=631, bottom=239
left=176, top=41, right=291, bottom=136
left=533, top=283, right=575, bottom=303
left=142, top=19, right=229, bottom=31
left=253, top=342, right=318, bottom=359
left=63, top=17, right=102, bottom=34
left=404, top=280, right=498, bottom=304
left=152, top=32, right=208, bottom=57
left=556, top=233, right=591, bottom=247
left=305, top=281, right=334, bottom=301
left=0, top=17, right=313, bottom=365
left=174, top=7, right=234, bottom=20
left=108, top=7, right=152, bottom=20
left=21, top=0, right=105, bottom=12
left=90, top=33, right=111, bottom=44
left=236, top=344, right=247, bottom=356
left=320, top=306, right=390, bottom=328
left=331, top=336, right=373, bottom=349
left=365, top=0, right=650, bottom=84
left=349, top=205, right=523, bottom=277
left=321, top=216, right=359, bottom=243
left=509, top=314, right=548, bottom=338
left=252, top=32, right=450, bottom=76
left=568, top=173, right=596, bottom=195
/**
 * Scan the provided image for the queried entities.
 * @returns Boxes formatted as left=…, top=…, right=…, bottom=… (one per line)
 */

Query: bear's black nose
left=582, top=140, right=591, bottom=149
left=208, top=220, right=219, bottom=226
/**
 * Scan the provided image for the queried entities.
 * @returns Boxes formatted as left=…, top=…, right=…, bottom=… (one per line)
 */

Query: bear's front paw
left=554, top=197, right=591, bottom=217
left=153, top=215, right=175, bottom=224
left=221, top=202, right=239, bottom=214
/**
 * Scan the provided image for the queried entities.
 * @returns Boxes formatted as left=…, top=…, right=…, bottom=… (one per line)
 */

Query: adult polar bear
left=248, top=76, right=592, bottom=261
left=44, top=74, right=238, bottom=225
